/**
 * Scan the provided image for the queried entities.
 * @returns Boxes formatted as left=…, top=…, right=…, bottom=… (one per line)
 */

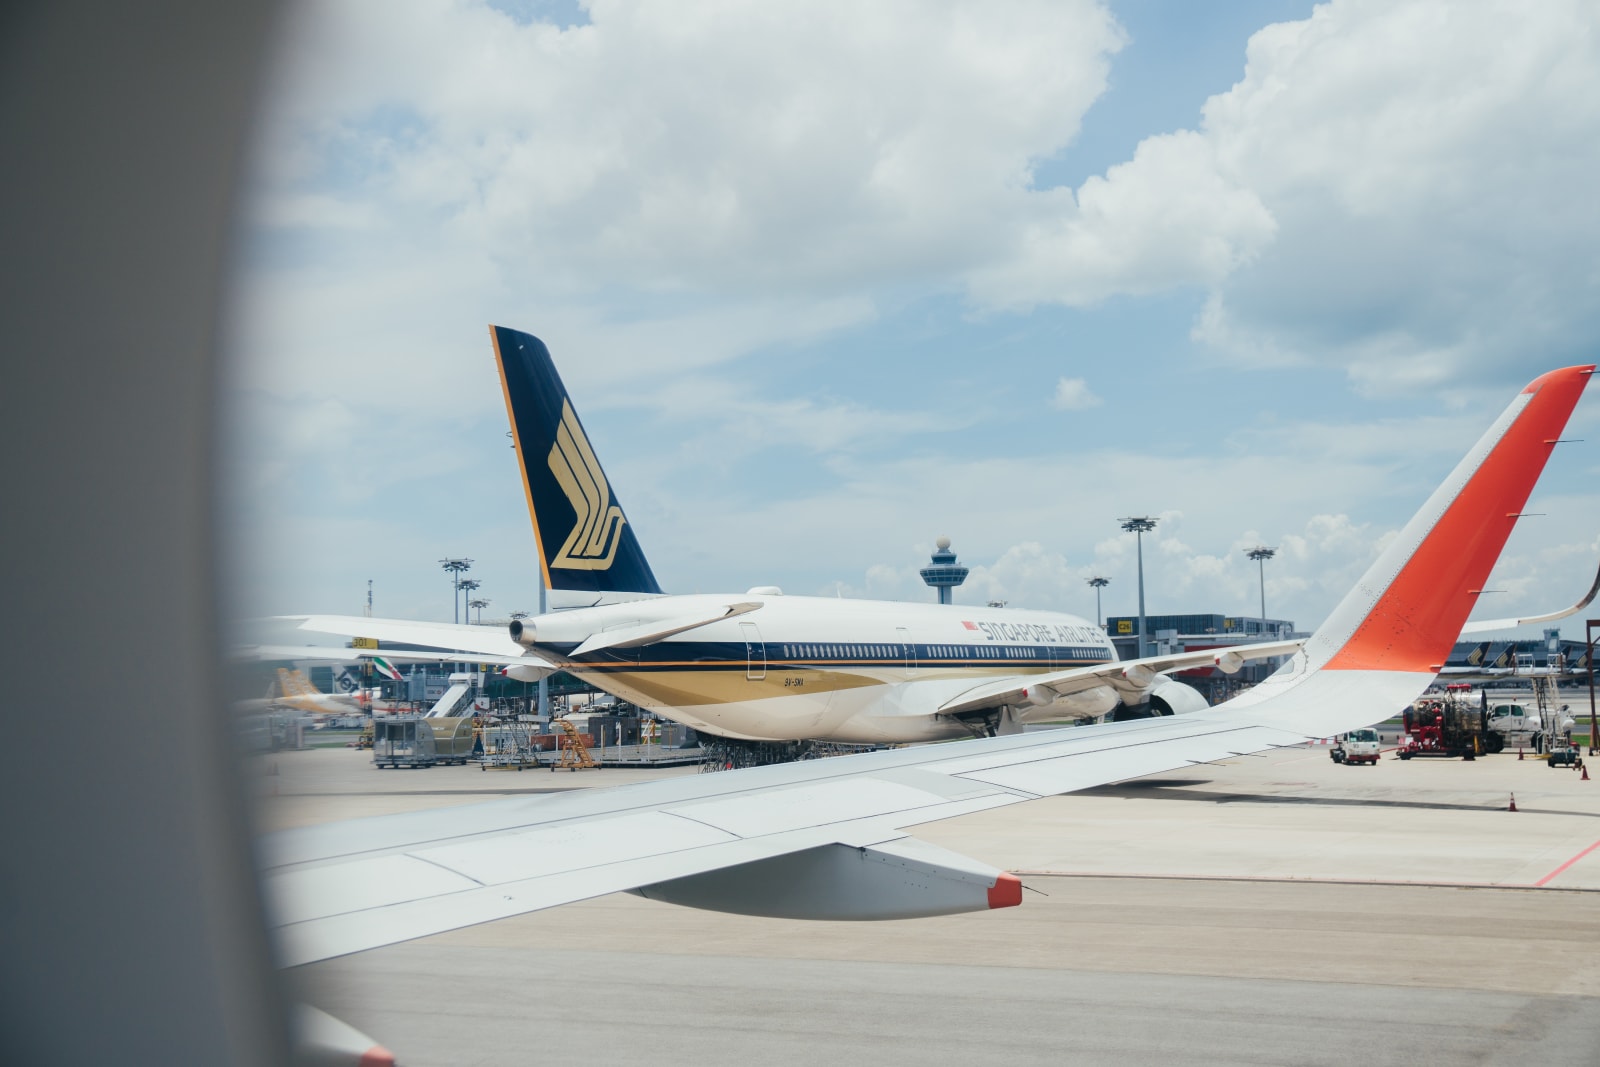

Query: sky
left=225, top=0, right=1600, bottom=642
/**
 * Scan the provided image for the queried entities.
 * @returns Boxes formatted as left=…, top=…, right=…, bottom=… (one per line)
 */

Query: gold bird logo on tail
left=547, top=400, right=626, bottom=571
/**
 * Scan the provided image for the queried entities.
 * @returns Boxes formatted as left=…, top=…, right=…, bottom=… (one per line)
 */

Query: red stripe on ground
left=1535, top=837, right=1600, bottom=887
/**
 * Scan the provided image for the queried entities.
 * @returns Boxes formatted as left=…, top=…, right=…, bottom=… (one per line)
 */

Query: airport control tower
left=919, top=537, right=969, bottom=605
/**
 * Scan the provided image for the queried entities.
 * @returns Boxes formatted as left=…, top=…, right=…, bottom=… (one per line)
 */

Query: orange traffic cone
left=1508, top=793, right=1518, bottom=812
left=1582, top=762, right=1590, bottom=782
left=1518, top=746, right=1524, bottom=760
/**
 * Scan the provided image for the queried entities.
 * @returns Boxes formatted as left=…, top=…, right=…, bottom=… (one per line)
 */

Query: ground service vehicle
left=1331, top=727, right=1382, bottom=765
left=373, top=715, right=477, bottom=768
left=1398, top=693, right=1495, bottom=759
left=1548, top=744, right=1582, bottom=768
left=1486, top=702, right=1541, bottom=750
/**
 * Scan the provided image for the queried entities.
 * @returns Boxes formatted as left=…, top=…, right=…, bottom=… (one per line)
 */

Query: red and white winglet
left=1219, top=365, right=1593, bottom=736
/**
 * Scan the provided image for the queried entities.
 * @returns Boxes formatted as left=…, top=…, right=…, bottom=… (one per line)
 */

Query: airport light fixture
left=439, top=557, right=473, bottom=624
left=1086, top=576, right=1110, bottom=629
left=457, top=577, right=481, bottom=621
left=1119, top=517, right=1158, bottom=658
left=469, top=597, right=490, bottom=623
left=1246, top=546, right=1277, bottom=628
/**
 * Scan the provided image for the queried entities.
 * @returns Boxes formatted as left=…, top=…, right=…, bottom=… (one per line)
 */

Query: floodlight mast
left=1246, top=546, right=1277, bottom=629
left=1119, top=517, right=1157, bottom=658
left=439, top=558, right=472, bottom=624
left=1086, top=576, right=1110, bottom=629
left=457, top=578, right=481, bottom=624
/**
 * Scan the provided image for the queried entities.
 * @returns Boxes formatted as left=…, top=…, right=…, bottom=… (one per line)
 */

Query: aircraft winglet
left=1312, top=365, right=1593, bottom=674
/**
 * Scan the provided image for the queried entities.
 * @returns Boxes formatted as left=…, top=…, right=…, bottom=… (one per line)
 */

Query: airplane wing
left=934, top=639, right=1306, bottom=716
left=239, top=644, right=542, bottom=670
left=282, top=614, right=535, bottom=661
left=1459, top=550, right=1600, bottom=633
left=265, top=708, right=1320, bottom=965
left=262, top=365, right=1593, bottom=969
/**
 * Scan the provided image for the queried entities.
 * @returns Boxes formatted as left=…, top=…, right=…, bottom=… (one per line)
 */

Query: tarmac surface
left=259, top=742, right=1600, bottom=1065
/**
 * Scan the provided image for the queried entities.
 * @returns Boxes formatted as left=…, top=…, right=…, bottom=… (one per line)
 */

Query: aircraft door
left=741, top=621, right=767, bottom=681
left=896, top=627, right=918, bottom=677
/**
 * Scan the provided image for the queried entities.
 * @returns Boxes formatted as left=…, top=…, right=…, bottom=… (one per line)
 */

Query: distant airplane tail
left=489, top=325, right=664, bottom=597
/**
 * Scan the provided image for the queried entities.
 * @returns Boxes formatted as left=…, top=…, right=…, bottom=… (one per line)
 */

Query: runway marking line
left=1535, top=836, right=1600, bottom=887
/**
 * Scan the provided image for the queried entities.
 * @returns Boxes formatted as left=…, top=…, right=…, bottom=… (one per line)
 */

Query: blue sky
left=227, top=0, right=1600, bottom=638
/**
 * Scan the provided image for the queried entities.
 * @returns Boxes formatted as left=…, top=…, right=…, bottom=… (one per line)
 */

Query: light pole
left=439, top=558, right=472, bottom=623
left=1246, top=546, right=1276, bottom=631
left=469, top=597, right=489, bottom=623
left=457, top=578, right=481, bottom=623
left=1086, top=576, right=1110, bottom=629
left=1119, top=517, right=1157, bottom=658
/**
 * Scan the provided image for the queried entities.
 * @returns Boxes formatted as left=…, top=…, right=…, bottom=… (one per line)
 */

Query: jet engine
left=1147, top=676, right=1209, bottom=715
left=1111, top=676, right=1210, bottom=720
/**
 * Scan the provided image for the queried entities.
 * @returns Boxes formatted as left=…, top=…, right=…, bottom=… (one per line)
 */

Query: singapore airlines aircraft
left=292, top=326, right=1306, bottom=743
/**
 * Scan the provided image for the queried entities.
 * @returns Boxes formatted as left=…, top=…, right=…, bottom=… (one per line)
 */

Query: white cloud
left=980, top=0, right=1600, bottom=388
left=965, top=129, right=1276, bottom=308
left=244, top=0, right=1600, bottom=398
left=256, top=0, right=1125, bottom=300
left=226, top=1, right=1600, bottom=633
left=1051, top=377, right=1102, bottom=411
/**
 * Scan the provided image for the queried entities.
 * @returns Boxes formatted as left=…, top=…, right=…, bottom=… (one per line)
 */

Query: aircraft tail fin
left=489, top=326, right=664, bottom=596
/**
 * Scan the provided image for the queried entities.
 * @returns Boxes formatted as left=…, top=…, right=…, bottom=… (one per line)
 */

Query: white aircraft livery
left=295, top=326, right=1308, bottom=744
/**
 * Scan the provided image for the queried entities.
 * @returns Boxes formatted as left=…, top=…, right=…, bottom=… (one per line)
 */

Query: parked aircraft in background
left=294, top=330, right=1598, bottom=747
left=291, top=327, right=1302, bottom=743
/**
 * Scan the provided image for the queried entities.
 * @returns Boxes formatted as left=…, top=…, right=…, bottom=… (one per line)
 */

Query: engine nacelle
left=1148, top=676, right=1210, bottom=715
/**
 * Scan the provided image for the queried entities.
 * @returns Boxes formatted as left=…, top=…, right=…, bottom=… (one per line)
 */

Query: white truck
left=1486, top=702, right=1542, bottom=751
left=1331, top=727, right=1382, bottom=765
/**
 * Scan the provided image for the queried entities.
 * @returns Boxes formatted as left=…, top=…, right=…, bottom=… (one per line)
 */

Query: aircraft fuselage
left=525, top=593, right=1120, bottom=743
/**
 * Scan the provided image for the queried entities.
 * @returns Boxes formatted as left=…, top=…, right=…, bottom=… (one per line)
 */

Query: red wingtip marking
left=1327, top=365, right=1593, bottom=673
left=1524, top=365, right=1595, bottom=393
left=360, top=1046, right=397, bottom=1067
left=988, top=872, right=1023, bottom=909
